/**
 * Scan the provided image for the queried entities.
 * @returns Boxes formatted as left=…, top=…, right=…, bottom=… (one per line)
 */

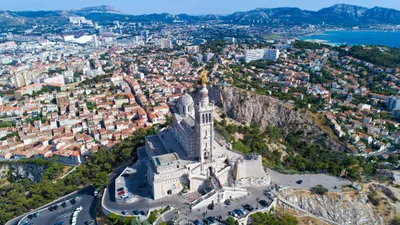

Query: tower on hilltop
left=195, top=69, right=214, bottom=169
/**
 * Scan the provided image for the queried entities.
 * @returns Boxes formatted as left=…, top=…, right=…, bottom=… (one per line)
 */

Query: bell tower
left=195, top=69, right=214, bottom=169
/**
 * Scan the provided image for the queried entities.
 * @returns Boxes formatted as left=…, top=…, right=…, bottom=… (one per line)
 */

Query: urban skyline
left=2, top=0, right=400, bottom=15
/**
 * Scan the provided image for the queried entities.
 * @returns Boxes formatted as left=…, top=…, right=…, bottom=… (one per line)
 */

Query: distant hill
left=224, top=4, right=400, bottom=25
left=2, top=4, right=400, bottom=27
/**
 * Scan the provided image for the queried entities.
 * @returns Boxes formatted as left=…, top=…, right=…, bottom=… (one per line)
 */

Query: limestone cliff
left=279, top=189, right=377, bottom=225
left=210, top=86, right=347, bottom=152
left=0, top=162, right=47, bottom=183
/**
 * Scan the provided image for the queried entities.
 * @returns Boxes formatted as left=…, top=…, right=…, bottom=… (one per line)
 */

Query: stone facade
left=143, top=84, right=270, bottom=200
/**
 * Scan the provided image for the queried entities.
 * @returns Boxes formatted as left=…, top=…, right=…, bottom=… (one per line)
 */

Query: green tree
left=107, top=213, right=121, bottom=225
left=142, top=220, right=151, bottom=225
left=280, top=213, right=299, bottom=225
left=148, top=212, right=158, bottom=224
left=225, top=216, right=239, bottom=225
left=311, top=184, right=328, bottom=195
left=122, top=217, right=133, bottom=225
left=131, top=217, right=142, bottom=225
left=92, top=171, right=109, bottom=189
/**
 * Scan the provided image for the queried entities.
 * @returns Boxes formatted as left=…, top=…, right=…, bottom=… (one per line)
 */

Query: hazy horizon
left=1, top=0, right=400, bottom=15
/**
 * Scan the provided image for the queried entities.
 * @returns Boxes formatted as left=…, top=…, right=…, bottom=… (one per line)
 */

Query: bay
left=300, top=30, right=400, bottom=48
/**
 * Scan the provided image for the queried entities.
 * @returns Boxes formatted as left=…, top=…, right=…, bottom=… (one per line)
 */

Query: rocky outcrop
left=279, top=189, right=378, bottom=225
left=0, top=162, right=47, bottom=183
left=210, top=86, right=346, bottom=152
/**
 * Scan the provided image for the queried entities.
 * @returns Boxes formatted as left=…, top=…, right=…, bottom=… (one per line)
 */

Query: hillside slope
left=210, top=86, right=347, bottom=152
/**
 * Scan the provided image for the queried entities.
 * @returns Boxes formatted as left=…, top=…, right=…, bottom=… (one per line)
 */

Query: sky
left=2, top=0, right=400, bottom=15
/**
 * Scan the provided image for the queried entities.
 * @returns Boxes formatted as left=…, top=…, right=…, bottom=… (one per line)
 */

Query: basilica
left=143, top=71, right=269, bottom=200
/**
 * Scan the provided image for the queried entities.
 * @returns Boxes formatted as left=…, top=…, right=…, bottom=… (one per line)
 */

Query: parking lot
left=19, top=186, right=98, bottom=225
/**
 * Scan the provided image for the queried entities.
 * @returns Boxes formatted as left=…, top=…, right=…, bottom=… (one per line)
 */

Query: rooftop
left=153, top=153, right=179, bottom=166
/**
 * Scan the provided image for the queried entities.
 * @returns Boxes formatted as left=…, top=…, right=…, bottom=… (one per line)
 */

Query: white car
left=121, top=193, right=129, bottom=199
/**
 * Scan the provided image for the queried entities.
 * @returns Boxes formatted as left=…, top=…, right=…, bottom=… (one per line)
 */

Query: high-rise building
left=140, top=30, right=149, bottom=41
left=244, top=48, right=280, bottom=63
left=92, top=34, right=99, bottom=48
left=388, top=96, right=400, bottom=111
left=159, top=39, right=173, bottom=49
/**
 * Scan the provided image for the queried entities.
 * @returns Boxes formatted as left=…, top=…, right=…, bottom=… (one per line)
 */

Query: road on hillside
left=7, top=160, right=133, bottom=225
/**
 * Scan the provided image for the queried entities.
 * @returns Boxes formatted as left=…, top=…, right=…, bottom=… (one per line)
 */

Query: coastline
left=298, top=29, right=400, bottom=47
left=298, top=29, right=400, bottom=38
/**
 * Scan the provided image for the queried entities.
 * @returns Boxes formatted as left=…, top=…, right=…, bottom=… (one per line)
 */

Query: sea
left=300, top=30, right=400, bottom=48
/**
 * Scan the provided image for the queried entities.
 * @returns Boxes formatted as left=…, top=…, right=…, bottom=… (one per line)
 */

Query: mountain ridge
left=1, top=3, right=400, bottom=26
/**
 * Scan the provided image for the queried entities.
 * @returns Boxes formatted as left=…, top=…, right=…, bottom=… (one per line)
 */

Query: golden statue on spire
left=201, top=69, right=208, bottom=85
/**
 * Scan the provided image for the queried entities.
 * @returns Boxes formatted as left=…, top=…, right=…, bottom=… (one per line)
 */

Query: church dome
left=177, top=93, right=194, bottom=116
left=178, top=93, right=194, bottom=107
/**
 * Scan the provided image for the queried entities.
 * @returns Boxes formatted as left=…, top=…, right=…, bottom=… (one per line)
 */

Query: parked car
left=133, top=210, right=140, bottom=215
left=228, top=211, right=238, bottom=217
left=53, top=205, right=59, bottom=210
left=117, top=187, right=124, bottom=192
left=234, top=209, right=243, bottom=216
left=238, top=208, right=246, bottom=215
left=244, top=204, right=254, bottom=211
left=70, top=198, right=77, bottom=205
left=203, top=219, right=211, bottom=225
left=61, top=202, right=67, bottom=207
left=296, top=180, right=303, bottom=184
left=121, top=193, right=129, bottom=199
left=194, top=219, right=201, bottom=225
left=122, top=210, right=128, bottom=215
left=207, top=216, right=216, bottom=223
left=140, top=211, right=146, bottom=215
left=259, top=199, right=268, bottom=207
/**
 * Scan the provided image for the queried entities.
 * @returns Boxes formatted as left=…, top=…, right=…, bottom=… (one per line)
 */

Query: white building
left=92, top=34, right=99, bottom=48
left=185, top=45, right=200, bottom=54
left=69, top=16, right=93, bottom=26
left=139, top=71, right=270, bottom=200
left=244, top=49, right=280, bottom=63
left=159, top=39, right=173, bottom=49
